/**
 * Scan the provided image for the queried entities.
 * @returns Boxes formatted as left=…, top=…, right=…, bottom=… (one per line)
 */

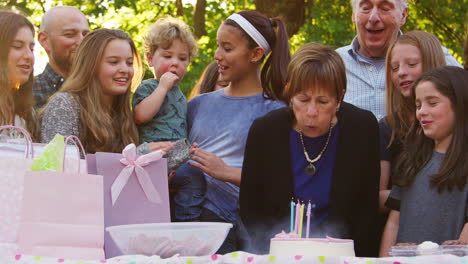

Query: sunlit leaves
left=4, top=0, right=466, bottom=95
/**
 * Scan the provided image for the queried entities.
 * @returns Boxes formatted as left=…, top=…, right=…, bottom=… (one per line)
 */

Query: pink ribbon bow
left=111, top=144, right=165, bottom=205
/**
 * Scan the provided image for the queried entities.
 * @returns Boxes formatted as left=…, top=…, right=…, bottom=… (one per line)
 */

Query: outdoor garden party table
left=2, top=252, right=468, bottom=264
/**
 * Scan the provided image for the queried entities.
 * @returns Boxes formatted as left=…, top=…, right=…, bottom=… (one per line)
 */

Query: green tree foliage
left=290, top=0, right=355, bottom=52
left=405, top=0, right=467, bottom=62
left=2, top=0, right=466, bottom=96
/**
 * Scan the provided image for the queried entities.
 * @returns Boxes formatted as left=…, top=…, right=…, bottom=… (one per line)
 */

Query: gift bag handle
left=0, top=125, right=34, bottom=158
left=63, top=135, right=87, bottom=173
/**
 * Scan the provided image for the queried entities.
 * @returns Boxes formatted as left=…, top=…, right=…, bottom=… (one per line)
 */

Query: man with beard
left=33, top=6, right=89, bottom=109
left=336, top=0, right=460, bottom=120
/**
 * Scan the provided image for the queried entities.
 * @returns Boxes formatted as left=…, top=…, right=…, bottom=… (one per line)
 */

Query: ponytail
left=225, top=11, right=291, bottom=102
left=261, top=17, right=290, bottom=102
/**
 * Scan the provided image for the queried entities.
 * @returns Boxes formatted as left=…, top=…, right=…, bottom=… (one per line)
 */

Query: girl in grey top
left=40, top=29, right=172, bottom=155
left=380, top=67, right=468, bottom=256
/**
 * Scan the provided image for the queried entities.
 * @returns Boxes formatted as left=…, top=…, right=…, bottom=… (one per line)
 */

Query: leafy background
left=2, top=0, right=467, bottom=96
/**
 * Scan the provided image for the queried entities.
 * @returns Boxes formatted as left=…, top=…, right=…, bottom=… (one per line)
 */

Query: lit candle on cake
left=290, top=198, right=295, bottom=233
left=298, top=202, right=304, bottom=238
left=306, top=201, right=311, bottom=238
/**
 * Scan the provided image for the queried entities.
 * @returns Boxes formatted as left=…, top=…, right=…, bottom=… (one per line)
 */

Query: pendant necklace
left=297, top=124, right=334, bottom=175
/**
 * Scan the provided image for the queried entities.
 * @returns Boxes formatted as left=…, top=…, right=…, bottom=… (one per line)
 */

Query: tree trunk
left=255, top=0, right=309, bottom=37
left=193, top=0, right=207, bottom=38
left=176, top=0, right=184, bottom=16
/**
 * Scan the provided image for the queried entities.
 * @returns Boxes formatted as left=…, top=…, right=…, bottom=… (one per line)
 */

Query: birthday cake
left=269, top=231, right=355, bottom=256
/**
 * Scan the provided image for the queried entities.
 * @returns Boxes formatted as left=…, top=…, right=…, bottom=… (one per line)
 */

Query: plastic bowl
left=106, top=222, right=233, bottom=258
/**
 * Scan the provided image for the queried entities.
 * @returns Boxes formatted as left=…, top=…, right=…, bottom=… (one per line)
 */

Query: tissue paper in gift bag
left=17, top=136, right=104, bottom=260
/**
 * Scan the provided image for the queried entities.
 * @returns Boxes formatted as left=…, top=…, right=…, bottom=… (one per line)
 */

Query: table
left=2, top=253, right=467, bottom=264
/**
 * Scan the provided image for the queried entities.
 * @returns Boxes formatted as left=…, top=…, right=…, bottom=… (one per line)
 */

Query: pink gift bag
left=17, top=136, right=105, bottom=260
left=0, top=126, right=33, bottom=255
left=87, top=144, right=170, bottom=258
left=0, top=133, right=87, bottom=173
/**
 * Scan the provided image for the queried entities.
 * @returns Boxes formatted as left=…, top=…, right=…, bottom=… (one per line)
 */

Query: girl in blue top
left=171, top=10, right=290, bottom=253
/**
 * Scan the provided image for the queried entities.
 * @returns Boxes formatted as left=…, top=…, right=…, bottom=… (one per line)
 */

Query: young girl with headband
left=171, top=10, right=290, bottom=252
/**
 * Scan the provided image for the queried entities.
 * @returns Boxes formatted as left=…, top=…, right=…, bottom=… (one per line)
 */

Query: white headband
left=227, top=13, right=271, bottom=55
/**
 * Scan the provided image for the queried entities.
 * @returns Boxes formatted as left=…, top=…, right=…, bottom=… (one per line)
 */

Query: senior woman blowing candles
left=239, top=43, right=380, bottom=257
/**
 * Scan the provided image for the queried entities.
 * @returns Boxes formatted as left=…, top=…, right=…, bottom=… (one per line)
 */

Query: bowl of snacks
left=106, top=222, right=232, bottom=258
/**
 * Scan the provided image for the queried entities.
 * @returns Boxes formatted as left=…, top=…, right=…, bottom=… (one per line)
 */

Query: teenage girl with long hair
left=0, top=11, right=36, bottom=139
left=171, top=10, right=291, bottom=252
left=40, top=28, right=172, bottom=153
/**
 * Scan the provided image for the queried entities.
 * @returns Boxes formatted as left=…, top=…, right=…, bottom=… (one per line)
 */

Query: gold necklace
left=297, top=124, right=334, bottom=175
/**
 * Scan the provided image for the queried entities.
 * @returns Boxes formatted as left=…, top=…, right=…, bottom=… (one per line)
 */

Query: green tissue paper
left=31, top=134, right=65, bottom=171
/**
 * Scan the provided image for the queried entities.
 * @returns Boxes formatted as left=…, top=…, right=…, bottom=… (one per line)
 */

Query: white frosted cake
left=417, top=241, right=439, bottom=255
left=269, top=231, right=355, bottom=256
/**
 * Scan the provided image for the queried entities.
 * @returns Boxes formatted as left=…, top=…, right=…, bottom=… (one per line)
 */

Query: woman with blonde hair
left=0, top=11, right=36, bottom=139
left=41, top=28, right=172, bottom=153
left=379, top=30, right=447, bottom=211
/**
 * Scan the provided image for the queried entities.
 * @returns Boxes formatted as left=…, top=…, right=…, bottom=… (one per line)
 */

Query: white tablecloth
left=1, top=253, right=467, bottom=264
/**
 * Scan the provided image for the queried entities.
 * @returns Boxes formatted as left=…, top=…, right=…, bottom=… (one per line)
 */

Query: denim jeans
left=170, top=163, right=206, bottom=221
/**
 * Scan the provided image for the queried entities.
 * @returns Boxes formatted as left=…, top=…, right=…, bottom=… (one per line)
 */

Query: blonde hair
left=143, top=16, right=197, bottom=61
left=52, top=28, right=142, bottom=153
left=385, top=30, right=446, bottom=146
left=283, top=42, right=346, bottom=103
left=0, top=11, right=37, bottom=139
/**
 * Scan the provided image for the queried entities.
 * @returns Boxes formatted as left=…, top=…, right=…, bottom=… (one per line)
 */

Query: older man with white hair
left=336, top=0, right=460, bottom=120
left=33, top=6, right=89, bottom=109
